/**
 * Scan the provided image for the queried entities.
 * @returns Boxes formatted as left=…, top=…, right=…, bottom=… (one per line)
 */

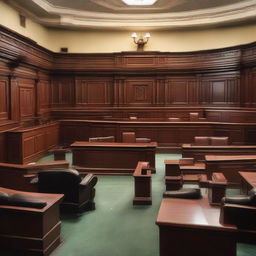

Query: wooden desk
left=183, top=144, right=256, bottom=161
left=239, top=172, right=256, bottom=194
left=0, top=187, right=63, bottom=256
left=156, top=197, right=252, bottom=256
left=205, top=155, right=256, bottom=187
left=179, top=162, right=206, bottom=174
left=71, top=141, right=157, bottom=175
left=7, top=122, right=59, bottom=164
left=133, top=161, right=152, bottom=205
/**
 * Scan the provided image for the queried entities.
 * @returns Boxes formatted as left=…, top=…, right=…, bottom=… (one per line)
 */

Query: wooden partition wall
left=1, top=25, right=256, bottom=160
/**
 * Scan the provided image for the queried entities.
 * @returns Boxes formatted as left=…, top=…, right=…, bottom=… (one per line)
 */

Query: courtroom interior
left=1, top=0, right=256, bottom=255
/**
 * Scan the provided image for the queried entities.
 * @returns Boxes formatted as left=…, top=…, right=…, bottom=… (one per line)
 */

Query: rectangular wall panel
left=18, top=79, right=36, bottom=120
left=75, top=78, right=113, bottom=106
left=124, top=79, right=154, bottom=105
left=0, top=78, right=9, bottom=121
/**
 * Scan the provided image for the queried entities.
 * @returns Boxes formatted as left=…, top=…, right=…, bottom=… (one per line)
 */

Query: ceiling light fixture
left=122, top=0, right=158, bottom=6
left=131, top=32, right=151, bottom=51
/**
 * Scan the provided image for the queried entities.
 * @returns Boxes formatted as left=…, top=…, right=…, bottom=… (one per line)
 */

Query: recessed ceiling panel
left=121, top=0, right=158, bottom=6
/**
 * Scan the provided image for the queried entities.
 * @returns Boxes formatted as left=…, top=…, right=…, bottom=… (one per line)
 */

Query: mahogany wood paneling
left=38, top=79, right=51, bottom=114
left=51, top=76, right=74, bottom=107
left=1, top=25, right=256, bottom=162
left=0, top=133, right=6, bottom=162
left=0, top=25, right=53, bottom=70
left=166, top=78, right=198, bottom=105
left=60, top=120, right=256, bottom=147
left=75, top=77, right=113, bottom=106
left=0, top=77, right=9, bottom=121
left=18, top=78, right=36, bottom=121
left=199, top=73, right=240, bottom=106
left=123, top=78, right=155, bottom=106
left=7, top=122, right=59, bottom=164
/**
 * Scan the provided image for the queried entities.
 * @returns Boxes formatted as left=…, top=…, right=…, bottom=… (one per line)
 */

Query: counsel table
left=71, top=141, right=157, bottom=175
left=156, top=197, right=256, bottom=256
left=205, top=155, right=256, bottom=187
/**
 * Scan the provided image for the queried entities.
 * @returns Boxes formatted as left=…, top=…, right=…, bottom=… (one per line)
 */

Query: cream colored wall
left=1, top=1, right=256, bottom=53
left=0, top=1, right=49, bottom=49
left=48, top=25, right=256, bottom=53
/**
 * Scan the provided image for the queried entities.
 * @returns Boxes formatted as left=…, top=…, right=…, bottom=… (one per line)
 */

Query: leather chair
left=189, top=112, right=199, bottom=121
left=220, top=188, right=256, bottom=229
left=122, top=132, right=136, bottom=143
left=36, top=169, right=98, bottom=212
left=89, top=136, right=115, bottom=142
left=210, top=137, right=229, bottom=146
left=194, top=136, right=210, bottom=146
left=163, top=188, right=202, bottom=199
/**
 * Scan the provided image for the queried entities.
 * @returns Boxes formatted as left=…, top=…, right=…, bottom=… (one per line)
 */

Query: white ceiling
left=6, top=0, right=256, bottom=30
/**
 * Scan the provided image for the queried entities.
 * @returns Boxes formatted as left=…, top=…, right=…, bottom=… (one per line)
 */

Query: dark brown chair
left=36, top=169, right=98, bottom=213
left=220, top=188, right=256, bottom=229
left=122, top=132, right=136, bottom=143
left=194, top=136, right=210, bottom=145
left=89, top=136, right=115, bottom=142
left=189, top=112, right=199, bottom=121
left=122, top=132, right=151, bottom=143
left=210, top=137, right=229, bottom=146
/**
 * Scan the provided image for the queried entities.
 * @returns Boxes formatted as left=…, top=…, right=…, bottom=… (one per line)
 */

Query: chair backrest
left=122, top=132, right=136, bottom=143
left=210, top=137, right=229, bottom=146
left=89, top=136, right=115, bottom=142
left=194, top=136, right=210, bottom=146
left=38, top=169, right=81, bottom=194
left=189, top=112, right=199, bottom=121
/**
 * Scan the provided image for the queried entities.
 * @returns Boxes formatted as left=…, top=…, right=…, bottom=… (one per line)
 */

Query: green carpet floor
left=36, top=153, right=256, bottom=256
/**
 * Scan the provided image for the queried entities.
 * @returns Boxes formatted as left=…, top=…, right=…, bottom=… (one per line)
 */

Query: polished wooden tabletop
left=239, top=172, right=256, bottom=188
left=205, top=155, right=256, bottom=161
left=156, top=197, right=236, bottom=232
left=71, top=141, right=157, bottom=148
left=183, top=144, right=256, bottom=148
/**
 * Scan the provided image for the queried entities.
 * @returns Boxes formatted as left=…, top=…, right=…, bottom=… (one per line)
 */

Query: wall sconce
left=131, top=32, right=151, bottom=51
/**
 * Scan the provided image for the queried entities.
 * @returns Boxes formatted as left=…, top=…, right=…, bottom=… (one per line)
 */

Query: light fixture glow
left=131, top=32, right=151, bottom=51
left=122, top=0, right=157, bottom=6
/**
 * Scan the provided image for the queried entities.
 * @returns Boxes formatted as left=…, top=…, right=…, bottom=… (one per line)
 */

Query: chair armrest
left=80, top=174, right=98, bottom=187
left=220, top=203, right=256, bottom=229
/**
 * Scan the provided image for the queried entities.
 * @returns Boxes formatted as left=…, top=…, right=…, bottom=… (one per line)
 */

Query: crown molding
left=7, top=0, right=256, bottom=30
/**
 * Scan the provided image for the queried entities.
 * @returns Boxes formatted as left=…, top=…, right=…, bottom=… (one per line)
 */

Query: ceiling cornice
left=7, top=0, right=256, bottom=30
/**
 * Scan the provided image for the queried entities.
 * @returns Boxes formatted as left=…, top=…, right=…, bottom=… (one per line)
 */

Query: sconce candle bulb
left=131, top=32, right=151, bottom=51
